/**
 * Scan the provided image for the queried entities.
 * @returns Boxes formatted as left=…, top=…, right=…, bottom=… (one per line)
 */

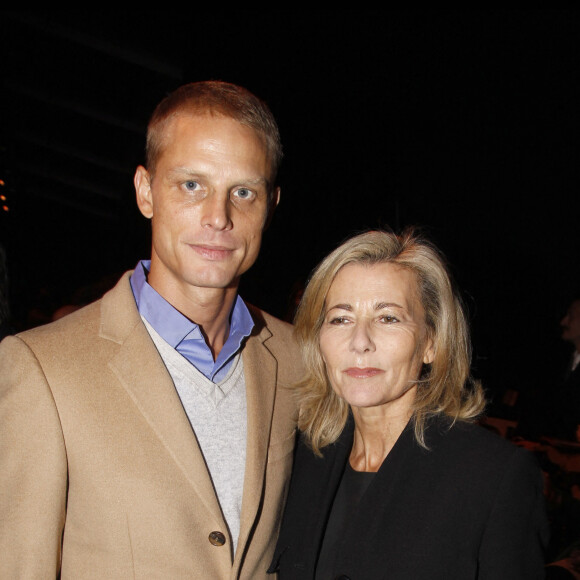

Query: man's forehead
left=167, top=110, right=261, bottom=139
left=160, top=113, right=274, bottom=183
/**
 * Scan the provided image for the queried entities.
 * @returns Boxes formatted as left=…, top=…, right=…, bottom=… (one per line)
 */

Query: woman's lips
left=343, top=367, right=384, bottom=378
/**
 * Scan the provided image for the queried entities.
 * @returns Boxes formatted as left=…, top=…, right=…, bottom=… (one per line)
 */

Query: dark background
left=1, top=10, right=579, bottom=408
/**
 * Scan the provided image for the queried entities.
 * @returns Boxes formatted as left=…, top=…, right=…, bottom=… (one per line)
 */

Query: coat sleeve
left=478, top=446, right=549, bottom=579
left=0, top=335, right=67, bottom=578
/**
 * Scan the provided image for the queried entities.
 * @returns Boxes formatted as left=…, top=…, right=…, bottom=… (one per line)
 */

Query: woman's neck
left=349, top=406, right=412, bottom=472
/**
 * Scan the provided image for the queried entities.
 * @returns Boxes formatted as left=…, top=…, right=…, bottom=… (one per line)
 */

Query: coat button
left=208, top=531, right=226, bottom=546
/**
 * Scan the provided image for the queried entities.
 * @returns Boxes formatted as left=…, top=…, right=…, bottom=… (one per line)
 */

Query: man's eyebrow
left=167, top=167, right=204, bottom=178
left=239, top=176, right=269, bottom=187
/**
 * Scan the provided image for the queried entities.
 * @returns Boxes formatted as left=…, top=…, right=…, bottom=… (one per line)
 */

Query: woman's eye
left=233, top=188, right=254, bottom=200
left=329, top=316, right=349, bottom=325
left=380, top=315, right=399, bottom=324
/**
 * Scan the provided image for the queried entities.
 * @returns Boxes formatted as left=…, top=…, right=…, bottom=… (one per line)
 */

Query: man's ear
left=134, top=166, right=153, bottom=219
left=264, top=186, right=281, bottom=230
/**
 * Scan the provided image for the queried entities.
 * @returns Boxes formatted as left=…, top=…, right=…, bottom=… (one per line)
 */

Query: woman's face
left=319, top=262, right=434, bottom=417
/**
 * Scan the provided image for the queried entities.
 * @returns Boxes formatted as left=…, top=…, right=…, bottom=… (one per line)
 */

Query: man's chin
left=184, top=272, right=242, bottom=292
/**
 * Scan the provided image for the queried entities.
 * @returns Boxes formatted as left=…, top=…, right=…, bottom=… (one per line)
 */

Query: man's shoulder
left=15, top=299, right=101, bottom=347
left=243, top=303, right=303, bottom=374
left=11, top=271, right=135, bottom=351
left=246, top=303, right=294, bottom=338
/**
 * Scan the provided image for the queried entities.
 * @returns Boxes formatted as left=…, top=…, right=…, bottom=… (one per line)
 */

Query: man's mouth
left=188, top=244, right=234, bottom=260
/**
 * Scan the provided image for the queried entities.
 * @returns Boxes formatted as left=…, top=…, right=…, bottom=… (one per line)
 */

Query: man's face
left=561, top=300, right=580, bottom=347
left=135, top=113, right=278, bottom=300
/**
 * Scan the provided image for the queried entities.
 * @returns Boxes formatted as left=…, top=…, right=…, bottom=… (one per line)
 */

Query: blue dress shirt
left=130, top=260, right=254, bottom=383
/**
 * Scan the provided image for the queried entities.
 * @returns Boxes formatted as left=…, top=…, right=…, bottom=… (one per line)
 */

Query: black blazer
left=270, top=415, right=549, bottom=579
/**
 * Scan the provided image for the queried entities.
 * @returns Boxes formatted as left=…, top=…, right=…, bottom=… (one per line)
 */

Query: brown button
left=208, top=531, right=226, bottom=546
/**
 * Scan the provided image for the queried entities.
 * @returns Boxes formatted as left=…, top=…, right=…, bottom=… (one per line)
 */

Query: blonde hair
left=294, top=228, right=486, bottom=455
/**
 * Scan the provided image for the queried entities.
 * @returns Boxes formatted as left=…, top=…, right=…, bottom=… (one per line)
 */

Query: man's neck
left=147, top=272, right=238, bottom=360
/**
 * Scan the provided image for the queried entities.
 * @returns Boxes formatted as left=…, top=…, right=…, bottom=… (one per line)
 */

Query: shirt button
left=208, top=531, right=227, bottom=546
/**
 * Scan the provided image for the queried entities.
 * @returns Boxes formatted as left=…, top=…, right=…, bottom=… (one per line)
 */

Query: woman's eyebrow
left=326, top=303, right=352, bottom=312
left=375, top=302, right=404, bottom=310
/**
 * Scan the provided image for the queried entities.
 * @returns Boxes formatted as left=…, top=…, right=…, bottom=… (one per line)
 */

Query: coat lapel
left=270, top=419, right=352, bottom=575
left=236, top=322, right=277, bottom=555
left=99, top=273, right=225, bottom=525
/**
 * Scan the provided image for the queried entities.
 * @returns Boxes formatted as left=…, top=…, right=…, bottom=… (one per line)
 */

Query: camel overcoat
left=0, top=272, right=302, bottom=579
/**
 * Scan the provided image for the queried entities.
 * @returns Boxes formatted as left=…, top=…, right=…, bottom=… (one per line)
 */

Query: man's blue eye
left=235, top=188, right=253, bottom=199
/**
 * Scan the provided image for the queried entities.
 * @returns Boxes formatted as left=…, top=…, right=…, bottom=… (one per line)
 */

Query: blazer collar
left=236, top=308, right=278, bottom=561
left=100, top=272, right=226, bottom=524
left=100, top=276, right=283, bottom=559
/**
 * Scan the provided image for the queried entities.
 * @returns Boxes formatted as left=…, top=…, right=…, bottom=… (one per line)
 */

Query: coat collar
left=101, top=273, right=225, bottom=523
left=270, top=413, right=450, bottom=575
left=236, top=307, right=278, bottom=562
left=100, top=273, right=280, bottom=562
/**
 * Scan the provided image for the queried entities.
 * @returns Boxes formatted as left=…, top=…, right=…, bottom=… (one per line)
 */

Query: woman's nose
left=349, top=322, right=376, bottom=353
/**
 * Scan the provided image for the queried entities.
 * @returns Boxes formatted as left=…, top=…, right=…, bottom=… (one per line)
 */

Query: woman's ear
left=423, top=338, right=435, bottom=365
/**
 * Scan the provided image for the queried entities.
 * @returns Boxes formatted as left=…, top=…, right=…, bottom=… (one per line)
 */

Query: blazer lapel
left=236, top=323, right=277, bottom=555
left=100, top=274, right=225, bottom=525
left=313, top=418, right=353, bottom=541
left=270, top=418, right=352, bottom=575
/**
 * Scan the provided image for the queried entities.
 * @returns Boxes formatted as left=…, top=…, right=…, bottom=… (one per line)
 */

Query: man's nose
left=201, top=194, right=232, bottom=231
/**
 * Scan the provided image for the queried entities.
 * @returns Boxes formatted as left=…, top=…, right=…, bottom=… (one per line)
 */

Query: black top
left=315, top=463, right=375, bottom=579
left=269, top=414, right=549, bottom=579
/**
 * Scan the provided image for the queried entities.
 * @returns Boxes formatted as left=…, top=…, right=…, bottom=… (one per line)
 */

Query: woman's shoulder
left=425, top=415, right=541, bottom=476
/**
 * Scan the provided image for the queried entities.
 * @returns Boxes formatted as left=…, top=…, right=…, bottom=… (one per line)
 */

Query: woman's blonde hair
left=294, top=228, right=486, bottom=455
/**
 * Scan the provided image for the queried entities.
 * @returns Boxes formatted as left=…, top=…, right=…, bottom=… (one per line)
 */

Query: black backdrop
left=1, top=10, right=579, bottom=407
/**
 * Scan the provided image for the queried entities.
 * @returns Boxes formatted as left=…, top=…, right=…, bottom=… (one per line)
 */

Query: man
left=0, top=81, right=302, bottom=578
left=516, top=296, right=580, bottom=441
left=561, top=298, right=580, bottom=372
left=551, top=297, right=580, bottom=440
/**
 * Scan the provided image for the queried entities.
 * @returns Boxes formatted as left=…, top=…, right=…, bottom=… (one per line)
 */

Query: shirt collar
left=129, top=260, right=254, bottom=379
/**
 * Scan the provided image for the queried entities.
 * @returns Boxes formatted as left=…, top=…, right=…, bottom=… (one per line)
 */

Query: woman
left=269, top=229, right=549, bottom=579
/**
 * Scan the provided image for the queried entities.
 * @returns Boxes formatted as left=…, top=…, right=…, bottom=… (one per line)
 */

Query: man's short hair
left=145, top=81, right=283, bottom=188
